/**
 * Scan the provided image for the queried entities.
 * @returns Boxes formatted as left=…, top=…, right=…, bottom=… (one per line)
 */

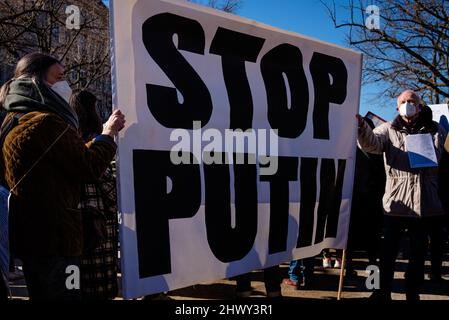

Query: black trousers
left=379, top=216, right=427, bottom=296
left=22, top=256, right=82, bottom=300
left=428, top=215, right=445, bottom=278
left=235, top=266, right=281, bottom=294
left=0, top=273, right=8, bottom=301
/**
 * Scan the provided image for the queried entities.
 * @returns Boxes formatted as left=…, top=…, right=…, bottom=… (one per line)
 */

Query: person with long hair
left=70, top=90, right=119, bottom=300
left=0, top=52, right=125, bottom=300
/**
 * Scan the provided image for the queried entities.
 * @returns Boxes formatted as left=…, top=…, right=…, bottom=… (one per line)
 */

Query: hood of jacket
left=3, top=77, right=79, bottom=130
left=391, top=105, right=438, bottom=135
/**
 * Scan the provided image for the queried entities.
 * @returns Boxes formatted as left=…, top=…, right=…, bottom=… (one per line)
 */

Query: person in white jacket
left=357, top=90, right=447, bottom=301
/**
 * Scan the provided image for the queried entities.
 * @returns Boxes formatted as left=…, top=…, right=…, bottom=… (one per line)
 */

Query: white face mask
left=399, top=102, right=417, bottom=118
left=51, top=80, right=72, bottom=103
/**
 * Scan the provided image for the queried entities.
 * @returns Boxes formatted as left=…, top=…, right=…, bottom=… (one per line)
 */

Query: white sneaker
left=334, top=258, right=342, bottom=269
left=322, top=258, right=332, bottom=269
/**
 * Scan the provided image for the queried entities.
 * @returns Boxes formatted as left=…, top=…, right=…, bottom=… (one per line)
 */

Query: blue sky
left=236, top=0, right=397, bottom=121
left=104, top=0, right=398, bottom=121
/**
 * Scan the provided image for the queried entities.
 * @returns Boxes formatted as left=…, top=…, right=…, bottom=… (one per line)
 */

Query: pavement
left=8, top=250, right=449, bottom=301
left=165, top=254, right=449, bottom=301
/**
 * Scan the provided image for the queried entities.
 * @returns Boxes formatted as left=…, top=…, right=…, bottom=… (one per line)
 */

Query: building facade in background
left=0, top=0, right=112, bottom=119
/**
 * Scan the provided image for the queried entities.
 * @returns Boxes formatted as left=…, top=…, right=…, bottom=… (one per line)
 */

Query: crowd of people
left=0, top=53, right=448, bottom=301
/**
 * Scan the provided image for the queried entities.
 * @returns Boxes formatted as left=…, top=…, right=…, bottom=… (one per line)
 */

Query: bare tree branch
left=0, top=0, right=112, bottom=117
left=324, top=0, right=449, bottom=103
left=188, top=0, right=243, bottom=13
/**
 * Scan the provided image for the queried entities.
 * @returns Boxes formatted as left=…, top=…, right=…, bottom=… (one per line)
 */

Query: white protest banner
left=110, top=0, right=362, bottom=299
left=430, top=104, right=449, bottom=132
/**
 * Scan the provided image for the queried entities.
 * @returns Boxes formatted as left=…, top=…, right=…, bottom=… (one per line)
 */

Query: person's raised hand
left=355, top=114, right=364, bottom=127
left=102, top=109, right=126, bottom=137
